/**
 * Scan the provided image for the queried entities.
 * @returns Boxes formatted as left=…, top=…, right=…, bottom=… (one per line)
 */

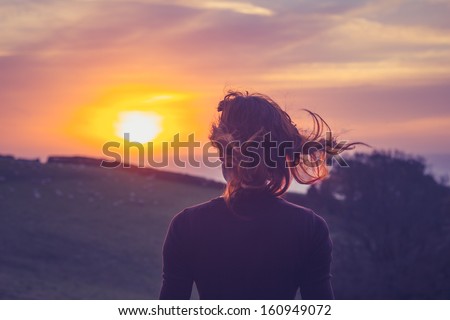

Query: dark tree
left=308, top=151, right=450, bottom=299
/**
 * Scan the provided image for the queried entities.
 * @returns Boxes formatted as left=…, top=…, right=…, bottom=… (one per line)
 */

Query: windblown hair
left=209, top=90, right=362, bottom=211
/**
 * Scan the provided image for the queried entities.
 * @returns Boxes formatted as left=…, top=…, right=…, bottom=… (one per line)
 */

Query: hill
left=0, top=155, right=223, bottom=299
left=1, top=153, right=448, bottom=299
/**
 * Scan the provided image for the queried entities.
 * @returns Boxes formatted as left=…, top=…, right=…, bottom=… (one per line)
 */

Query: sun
left=115, top=111, right=163, bottom=143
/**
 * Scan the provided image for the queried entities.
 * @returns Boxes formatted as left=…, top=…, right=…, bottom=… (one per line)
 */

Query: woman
left=160, top=91, right=358, bottom=300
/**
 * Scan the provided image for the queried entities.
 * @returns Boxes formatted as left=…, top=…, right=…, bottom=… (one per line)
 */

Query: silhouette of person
left=160, top=91, right=356, bottom=299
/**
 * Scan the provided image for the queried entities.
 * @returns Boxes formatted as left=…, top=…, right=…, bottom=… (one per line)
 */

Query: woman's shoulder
left=172, top=196, right=328, bottom=229
left=171, top=197, right=226, bottom=221
left=169, top=196, right=329, bottom=240
left=181, top=196, right=225, bottom=213
left=275, top=197, right=319, bottom=218
left=275, top=198, right=330, bottom=232
left=176, top=196, right=322, bottom=218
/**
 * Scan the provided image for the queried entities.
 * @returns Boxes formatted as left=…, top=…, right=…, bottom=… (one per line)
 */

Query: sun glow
left=66, top=86, right=205, bottom=150
left=115, top=111, right=163, bottom=143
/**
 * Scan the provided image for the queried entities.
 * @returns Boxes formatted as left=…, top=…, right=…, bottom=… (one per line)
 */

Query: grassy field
left=3, top=156, right=447, bottom=299
left=0, top=157, right=222, bottom=299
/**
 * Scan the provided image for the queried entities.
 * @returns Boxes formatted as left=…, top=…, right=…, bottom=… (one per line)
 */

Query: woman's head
left=210, top=90, right=360, bottom=206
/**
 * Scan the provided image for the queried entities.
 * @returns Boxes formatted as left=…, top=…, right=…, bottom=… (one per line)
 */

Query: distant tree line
left=287, top=151, right=450, bottom=299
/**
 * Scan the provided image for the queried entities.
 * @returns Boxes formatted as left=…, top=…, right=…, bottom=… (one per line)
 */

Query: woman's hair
left=209, top=90, right=362, bottom=210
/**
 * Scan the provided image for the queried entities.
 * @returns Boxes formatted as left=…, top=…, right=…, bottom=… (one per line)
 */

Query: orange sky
left=1, top=0, right=450, bottom=180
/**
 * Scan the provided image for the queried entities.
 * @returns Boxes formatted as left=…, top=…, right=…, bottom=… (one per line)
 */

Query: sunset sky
left=1, top=0, right=449, bottom=181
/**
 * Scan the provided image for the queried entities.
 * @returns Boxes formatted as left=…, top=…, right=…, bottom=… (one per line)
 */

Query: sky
left=1, top=0, right=450, bottom=182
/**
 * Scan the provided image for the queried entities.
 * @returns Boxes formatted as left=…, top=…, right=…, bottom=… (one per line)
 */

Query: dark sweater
left=159, top=196, right=334, bottom=300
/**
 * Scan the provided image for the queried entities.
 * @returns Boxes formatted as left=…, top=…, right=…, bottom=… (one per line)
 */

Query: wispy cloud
left=185, top=0, right=274, bottom=16
left=329, top=18, right=450, bottom=46
left=76, top=0, right=274, bottom=16
left=261, top=61, right=450, bottom=88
